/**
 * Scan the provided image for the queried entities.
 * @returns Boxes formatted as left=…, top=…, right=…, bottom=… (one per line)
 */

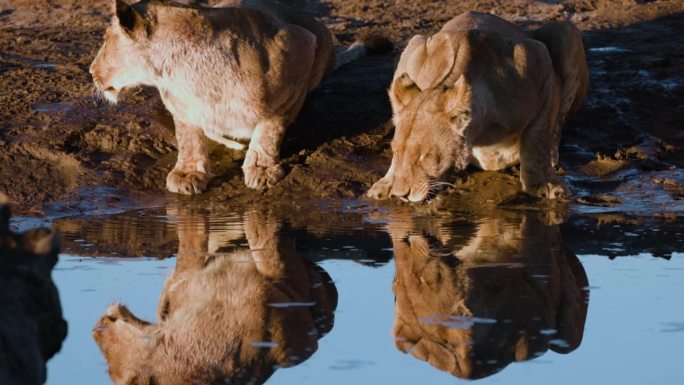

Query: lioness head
left=92, top=303, right=155, bottom=384
left=90, top=0, right=157, bottom=103
left=367, top=73, right=472, bottom=202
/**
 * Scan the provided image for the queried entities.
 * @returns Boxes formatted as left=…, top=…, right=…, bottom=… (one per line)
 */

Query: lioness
left=389, top=212, right=589, bottom=379
left=91, top=0, right=388, bottom=194
left=367, top=12, right=588, bottom=202
left=93, top=209, right=337, bottom=385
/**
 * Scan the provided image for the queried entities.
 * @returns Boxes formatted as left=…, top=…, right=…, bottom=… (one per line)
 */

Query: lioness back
left=214, top=0, right=336, bottom=81
left=440, top=11, right=526, bottom=38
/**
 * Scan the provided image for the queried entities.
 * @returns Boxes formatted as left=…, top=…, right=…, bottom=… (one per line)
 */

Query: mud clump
left=576, top=155, right=629, bottom=177
left=576, top=194, right=624, bottom=207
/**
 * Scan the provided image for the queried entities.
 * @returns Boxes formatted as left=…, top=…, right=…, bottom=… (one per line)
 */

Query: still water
left=24, top=202, right=683, bottom=384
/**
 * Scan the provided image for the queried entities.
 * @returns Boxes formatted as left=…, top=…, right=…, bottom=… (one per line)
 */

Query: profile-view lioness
left=367, top=12, right=588, bottom=202
left=93, top=209, right=337, bottom=385
left=91, top=0, right=389, bottom=194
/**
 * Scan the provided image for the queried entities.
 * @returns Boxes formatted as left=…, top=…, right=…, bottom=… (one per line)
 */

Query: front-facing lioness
left=367, top=12, right=588, bottom=202
left=91, top=0, right=386, bottom=194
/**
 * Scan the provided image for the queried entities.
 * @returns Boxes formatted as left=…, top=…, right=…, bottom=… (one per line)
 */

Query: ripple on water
left=32, top=62, right=57, bottom=69
left=660, top=322, right=684, bottom=333
left=33, top=100, right=75, bottom=114
left=588, top=46, right=632, bottom=54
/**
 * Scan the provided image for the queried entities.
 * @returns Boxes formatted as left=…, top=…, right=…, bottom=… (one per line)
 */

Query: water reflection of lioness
left=93, top=209, right=337, bottom=385
left=389, top=212, right=588, bottom=379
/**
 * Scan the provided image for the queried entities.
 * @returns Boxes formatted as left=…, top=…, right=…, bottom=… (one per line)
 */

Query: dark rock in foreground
left=0, top=193, right=67, bottom=385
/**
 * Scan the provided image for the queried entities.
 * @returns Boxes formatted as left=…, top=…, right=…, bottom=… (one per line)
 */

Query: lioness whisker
left=427, top=246, right=454, bottom=257
left=91, top=86, right=106, bottom=105
left=429, top=181, right=457, bottom=189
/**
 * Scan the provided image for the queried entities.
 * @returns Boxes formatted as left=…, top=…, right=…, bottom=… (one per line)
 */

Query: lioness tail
left=335, top=34, right=393, bottom=69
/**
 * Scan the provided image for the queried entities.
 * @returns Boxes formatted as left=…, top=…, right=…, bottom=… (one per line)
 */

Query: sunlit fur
left=90, top=0, right=374, bottom=194
left=90, top=22, right=154, bottom=104
left=92, top=209, right=337, bottom=385
left=367, top=12, right=588, bottom=202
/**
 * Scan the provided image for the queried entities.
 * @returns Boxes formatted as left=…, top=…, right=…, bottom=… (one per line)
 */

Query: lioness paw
left=243, top=210, right=279, bottom=249
left=166, top=170, right=211, bottom=195
left=243, top=164, right=284, bottom=190
left=366, top=178, right=392, bottom=200
left=526, top=181, right=570, bottom=200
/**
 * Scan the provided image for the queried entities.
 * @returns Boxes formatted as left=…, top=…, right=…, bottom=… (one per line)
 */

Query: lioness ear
left=390, top=73, right=421, bottom=110
left=442, top=75, right=472, bottom=124
left=114, top=0, right=145, bottom=37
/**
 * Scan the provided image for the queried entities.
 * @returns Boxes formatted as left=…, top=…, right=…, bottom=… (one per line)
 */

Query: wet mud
left=1, top=0, right=683, bottom=216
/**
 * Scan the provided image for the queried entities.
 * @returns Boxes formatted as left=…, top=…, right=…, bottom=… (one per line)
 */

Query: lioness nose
left=389, top=186, right=409, bottom=199
left=390, top=176, right=410, bottom=198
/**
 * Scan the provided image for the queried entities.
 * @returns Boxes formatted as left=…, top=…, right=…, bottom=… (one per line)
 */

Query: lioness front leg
left=519, top=115, right=569, bottom=199
left=242, top=119, right=286, bottom=190
left=244, top=210, right=310, bottom=295
left=166, top=121, right=212, bottom=195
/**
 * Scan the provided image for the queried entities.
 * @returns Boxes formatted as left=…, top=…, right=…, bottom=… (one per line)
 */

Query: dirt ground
left=1, top=0, right=683, bottom=216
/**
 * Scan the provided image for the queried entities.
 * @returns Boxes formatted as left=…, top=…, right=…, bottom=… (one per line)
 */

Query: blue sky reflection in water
left=41, top=208, right=684, bottom=385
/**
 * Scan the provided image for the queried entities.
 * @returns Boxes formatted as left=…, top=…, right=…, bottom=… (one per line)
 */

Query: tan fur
left=389, top=213, right=589, bottom=379
left=90, top=0, right=376, bottom=193
left=92, top=209, right=337, bottom=385
left=367, top=12, right=589, bottom=202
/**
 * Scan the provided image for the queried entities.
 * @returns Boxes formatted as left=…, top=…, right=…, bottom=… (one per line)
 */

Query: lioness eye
left=421, top=152, right=440, bottom=174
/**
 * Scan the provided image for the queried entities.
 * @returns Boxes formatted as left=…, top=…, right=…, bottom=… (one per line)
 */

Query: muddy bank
left=1, top=0, right=683, bottom=215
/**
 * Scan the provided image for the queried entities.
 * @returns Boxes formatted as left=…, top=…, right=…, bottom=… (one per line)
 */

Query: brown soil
left=1, top=0, right=683, bottom=216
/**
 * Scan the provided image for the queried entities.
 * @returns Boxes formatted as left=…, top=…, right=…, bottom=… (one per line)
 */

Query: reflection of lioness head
left=368, top=12, right=588, bottom=201
left=389, top=213, right=588, bottom=379
left=93, top=210, right=337, bottom=385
